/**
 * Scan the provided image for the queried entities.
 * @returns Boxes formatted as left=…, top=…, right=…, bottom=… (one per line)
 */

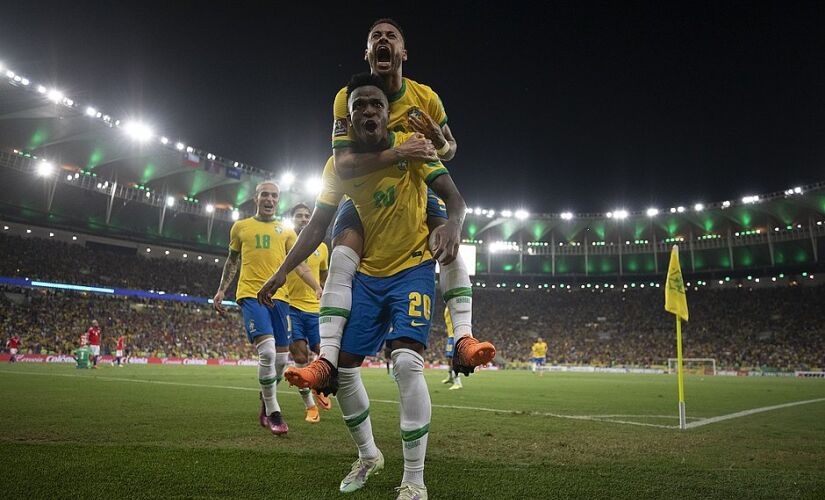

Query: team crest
left=313, top=249, right=320, bottom=257
left=248, top=320, right=256, bottom=333
left=332, top=118, right=348, bottom=137
left=275, top=227, right=283, bottom=234
left=396, top=159, right=409, bottom=171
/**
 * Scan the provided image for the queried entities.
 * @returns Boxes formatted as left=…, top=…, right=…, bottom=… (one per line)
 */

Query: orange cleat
left=284, top=358, right=339, bottom=396
left=313, top=390, right=333, bottom=411
left=305, top=406, right=320, bottom=423
left=452, top=336, right=496, bottom=376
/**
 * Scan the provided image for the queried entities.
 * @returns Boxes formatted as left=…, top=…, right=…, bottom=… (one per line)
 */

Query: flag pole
left=675, top=315, right=686, bottom=430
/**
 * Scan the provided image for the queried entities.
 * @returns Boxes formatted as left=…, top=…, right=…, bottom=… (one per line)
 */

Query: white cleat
left=449, top=383, right=463, bottom=390
left=339, top=449, right=384, bottom=493
left=395, top=482, right=428, bottom=500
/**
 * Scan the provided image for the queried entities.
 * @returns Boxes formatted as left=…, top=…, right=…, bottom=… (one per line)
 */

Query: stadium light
left=694, top=203, right=704, bottom=212
left=26, top=229, right=32, bottom=234
left=214, top=258, right=220, bottom=263
left=36, top=160, right=54, bottom=177
left=122, top=121, right=154, bottom=142
left=66, top=174, right=73, bottom=181
left=72, top=236, right=77, bottom=240
left=146, top=248, right=151, bottom=253
left=197, top=255, right=203, bottom=260
left=646, top=208, right=659, bottom=217
left=742, top=195, right=759, bottom=204
left=160, top=137, right=169, bottom=145
left=613, top=209, right=628, bottom=220
left=606, top=212, right=613, bottom=218
left=165, top=196, right=175, bottom=207
left=280, top=172, right=295, bottom=189
left=560, top=212, right=573, bottom=221
left=515, top=209, right=529, bottom=220
left=231, top=209, right=240, bottom=221
left=722, top=200, right=731, bottom=208
left=182, top=253, right=188, bottom=258
left=36, top=85, right=47, bottom=94
left=186, top=146, right=194, bottom=153
left=486, top=209, right=495, bottom=218
left=677, top=206, right=685, bottom=213
left=794, top=186, right=802, bottom=194
left=85, top=106, right=97, bottom=117
left=46, top=89, right=64, bottom=103
left=175, top=142, right=185, bottom=151
left=5, top=69, right=14, bottom=79
left=49, top=232, right=54, bottom=237
left=501, top=210, right=513, bottom=218
left=304, top=176, right=323, bottom=195
left=20, top=77, right=30, bottom=86
left=205, top=204, right=215, bottom=213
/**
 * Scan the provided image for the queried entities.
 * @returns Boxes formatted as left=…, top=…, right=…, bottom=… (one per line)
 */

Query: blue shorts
left=444, top=336, right=455, bottom=358
left=531, top=357, right=546, bottom=365
left=290, top=307, right=320, bottom=348
left=239, top=298, right=291, bottom=347
left=332, top=189, right=447, bottom=240
left=340, top=261, right=436, bottom=357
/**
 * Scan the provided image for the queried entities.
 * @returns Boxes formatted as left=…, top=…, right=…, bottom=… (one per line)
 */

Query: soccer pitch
left=1, top=365, right=823, bottom=499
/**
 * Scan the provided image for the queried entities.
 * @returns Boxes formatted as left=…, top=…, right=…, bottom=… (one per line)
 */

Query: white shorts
left=91, top=345, right=100, bottom=356
left=9, top=348, right=17, bottom=355
left=116, top=350, right=123, bottom=357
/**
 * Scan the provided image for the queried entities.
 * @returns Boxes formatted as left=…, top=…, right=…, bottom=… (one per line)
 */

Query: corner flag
left=664, top=245, right=689, bottom=429
left=665, top=245, right=689, bottom=321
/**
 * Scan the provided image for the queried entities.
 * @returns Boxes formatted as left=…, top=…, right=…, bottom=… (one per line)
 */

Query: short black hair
left=369, top=18, right=404, bottom=40
left=290, top=202, right=311, bottom=217
left=346, top=72, right=388, bottom=99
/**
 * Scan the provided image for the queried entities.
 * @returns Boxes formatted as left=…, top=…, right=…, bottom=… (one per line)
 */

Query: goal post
left=668, top=358, right=716, bottom=376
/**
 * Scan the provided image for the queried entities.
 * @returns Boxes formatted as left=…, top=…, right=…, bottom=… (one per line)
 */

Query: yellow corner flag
left=665, top=245, right=689, bottom=321
left=664, top=245, right=689, bottom=429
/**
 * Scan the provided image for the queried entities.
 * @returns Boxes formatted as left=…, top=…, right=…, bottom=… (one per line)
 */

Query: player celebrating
left=286, top=202, right=332, bottom=422
left=441, top=308, right=462, bottom=390
left=286, top=18, right=494, bottom=395
left=87, top=320, right=101, bottom=369
left=213, top=181, right=322, bottom=436
left=531, top=337, right=548, bottom=375
left=114, top=334, right=126, bottom=367
left=6, top=334, right=21, bottom=363
left=258, top=74, right=467, bottom=500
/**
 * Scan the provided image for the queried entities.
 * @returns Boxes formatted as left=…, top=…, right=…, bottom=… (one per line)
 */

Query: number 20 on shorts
left=408, top=292, right=431, bottom=320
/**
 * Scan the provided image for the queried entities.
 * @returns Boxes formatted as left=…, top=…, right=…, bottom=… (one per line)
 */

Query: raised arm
left=213, top=249, right=240, bottom=314
left=257, top=205, right=336, bottom=306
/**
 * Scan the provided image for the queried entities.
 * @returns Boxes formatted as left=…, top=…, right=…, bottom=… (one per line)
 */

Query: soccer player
left=258, top=74, right=466, bottom=499
left=74, top=340, right=91, bottom=369
left=114, top=334, right=126, bottom=367
left=286, top=17, right=494, bottom=395
left=6, top=334, right=20, bottom=363
left=286, top=202, right=332, bottom=422
left=441, top=308, right=462, bottom=390
left=531, top=337, right=548, bottom=376
left=87, top=320, right=101, bottom=369
left=212, top=181, right=322, bottom=436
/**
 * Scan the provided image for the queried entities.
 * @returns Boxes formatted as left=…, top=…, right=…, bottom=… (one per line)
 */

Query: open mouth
left=363, top=120, right=378, bottom=133
left=261, top=202, right=274, bottom=210
left=375, top=45, right=392, bottom=64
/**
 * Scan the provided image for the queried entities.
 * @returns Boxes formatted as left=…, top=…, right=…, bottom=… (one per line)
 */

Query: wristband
left=437, top=141, right=451, bottom=157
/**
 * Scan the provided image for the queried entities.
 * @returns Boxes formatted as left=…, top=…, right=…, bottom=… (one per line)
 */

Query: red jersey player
left=114, top=335, right=126, bottom=367
left=6, top=334, right=20, bottom=363
left=87, top=320, right=101, bottom=368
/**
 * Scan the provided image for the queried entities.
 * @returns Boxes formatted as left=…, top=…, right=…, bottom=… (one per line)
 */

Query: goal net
left=668, top=358, right=716, bottom=376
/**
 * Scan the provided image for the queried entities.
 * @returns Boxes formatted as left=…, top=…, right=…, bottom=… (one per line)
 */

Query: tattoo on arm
left=218, top=250, right=241, bottom=293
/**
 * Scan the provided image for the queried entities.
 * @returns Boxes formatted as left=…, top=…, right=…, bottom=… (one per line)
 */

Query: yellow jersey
left=531, top=341, right=548, bottom=358
left=229, top=217, right=297, bottom=302
left=331, top=77, right=448, bottom=149
left=286, top=242, right=329, bottom=313
left=316, top=132, right=449, bottom=277
left=444, top=307, right=454, bottom=338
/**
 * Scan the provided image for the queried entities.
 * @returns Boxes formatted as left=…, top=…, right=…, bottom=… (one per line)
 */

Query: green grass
left=1, top=364, right=824, bottom=499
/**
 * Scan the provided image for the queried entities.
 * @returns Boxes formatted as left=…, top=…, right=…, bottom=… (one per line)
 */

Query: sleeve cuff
left=332, top=140, right=355, bottom=149
left=425, top=168, right=449, bottom=185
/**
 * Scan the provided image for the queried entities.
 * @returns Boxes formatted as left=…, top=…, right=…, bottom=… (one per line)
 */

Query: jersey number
left=255, top=234, right=271, bottom=249
left=373, top=186, right=397, bottom=208
left=408, top=292, right=431, bottom=320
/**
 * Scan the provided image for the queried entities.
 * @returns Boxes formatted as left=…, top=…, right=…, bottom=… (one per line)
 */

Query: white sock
left=392, top=349, right=431, bottom=487
left=295, top=363, right=316, bottom=408
left=440, top=255, right=473, bottom=341
left=275, top=352, right=289, bottom=380
left=319, top=246, right=360, bottom=368
left=338, top=367, right=379, bottom=460
left=454, top=373, right=461, bottom=386
left=257, top=338, right=280, bottom=414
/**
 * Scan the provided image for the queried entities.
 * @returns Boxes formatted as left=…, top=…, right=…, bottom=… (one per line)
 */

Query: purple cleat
left=267, top=411, right=288, bottom=436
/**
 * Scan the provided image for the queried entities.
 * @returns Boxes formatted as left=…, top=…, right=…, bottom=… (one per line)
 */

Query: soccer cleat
left=258, top=392, right=269, bottom=428
left=339, top=449, right=384, bottom=493
left=305, top=406, right=320, bottom=423
left=449, top=382, right=463, bottom=390
left=395, top=482, right=428, bottom=500
left=267, top=411, right=288, bottom=436
left=452, top=336, right=496, bottom=377
left=441, top=376, right=453, bottom=384
left=284, top=358, right=339, bottom=396
left=313, top=390, right=333, bottom=411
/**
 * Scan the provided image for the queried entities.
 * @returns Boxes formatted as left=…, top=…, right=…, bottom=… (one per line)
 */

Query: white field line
left=5, top=370, right=820, bottom=430
left=684, top=397, right=825, bottom=429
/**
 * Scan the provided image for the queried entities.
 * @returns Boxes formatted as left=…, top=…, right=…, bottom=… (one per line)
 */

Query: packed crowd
left=0, top=234, right=226, bottom=298
left=2, top=234, right=823, bottom=370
